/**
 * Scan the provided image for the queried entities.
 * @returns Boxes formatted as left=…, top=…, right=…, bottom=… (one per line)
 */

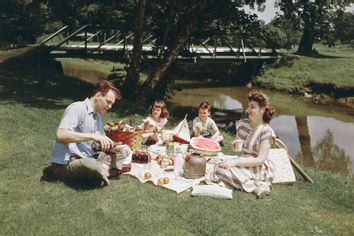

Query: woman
left=205, top=91, right=276, bottom=199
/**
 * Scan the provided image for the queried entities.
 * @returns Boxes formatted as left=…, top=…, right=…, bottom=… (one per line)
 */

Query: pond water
left=57, top=58, right=354, bottom=179
left=170, top=83, right=354, bottom=179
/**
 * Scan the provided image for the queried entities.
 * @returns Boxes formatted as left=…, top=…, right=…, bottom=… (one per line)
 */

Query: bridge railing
left=42, top=25, right=278, bottom=61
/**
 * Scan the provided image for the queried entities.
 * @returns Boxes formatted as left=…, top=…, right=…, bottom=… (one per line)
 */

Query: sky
left=243, top=0, right=354, bottom=23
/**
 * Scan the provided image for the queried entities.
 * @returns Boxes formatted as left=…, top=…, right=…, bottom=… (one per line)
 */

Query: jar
left=183, top=154, right=206, bottom=179
left=132, top=151, right=151, bottom=164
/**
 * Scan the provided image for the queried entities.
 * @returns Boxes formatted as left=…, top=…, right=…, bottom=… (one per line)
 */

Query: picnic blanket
left=125, top=162, right=204, bottom=193
left=124, top=148, right=295, bottom=194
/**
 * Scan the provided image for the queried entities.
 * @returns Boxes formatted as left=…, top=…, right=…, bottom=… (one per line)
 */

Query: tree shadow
left=0, top=61, right=94, bottom=110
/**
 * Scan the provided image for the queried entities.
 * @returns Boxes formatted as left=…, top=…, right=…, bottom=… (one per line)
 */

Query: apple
left=144, top=172, right=152, bottom=180
left=157, top=178, right=165, bottom=186
left=163, top=177, right=169, bottom=185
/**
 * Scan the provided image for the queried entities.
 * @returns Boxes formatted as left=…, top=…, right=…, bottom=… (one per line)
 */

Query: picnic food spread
left=100, top=119, right=222, bottom=193
left=101, top=119, right=298, bottom=196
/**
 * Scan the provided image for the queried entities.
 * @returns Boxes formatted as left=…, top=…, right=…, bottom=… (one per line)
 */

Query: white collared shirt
left=50, top=98, right=104, bottom=164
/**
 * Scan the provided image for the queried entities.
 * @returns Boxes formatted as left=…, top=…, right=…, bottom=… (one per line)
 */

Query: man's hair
left=91, top=80, right=121, bottom=99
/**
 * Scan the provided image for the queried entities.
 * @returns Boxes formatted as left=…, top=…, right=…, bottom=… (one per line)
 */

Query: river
left=57, top=58, right=354, bottom=179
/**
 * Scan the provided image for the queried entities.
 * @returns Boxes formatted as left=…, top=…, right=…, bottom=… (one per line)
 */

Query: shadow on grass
left=0, top=61, right=94, bottom=110
left=40, top=170, right=122, bottom=191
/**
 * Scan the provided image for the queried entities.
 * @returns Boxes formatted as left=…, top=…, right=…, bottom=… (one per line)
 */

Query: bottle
left=166, top=142, right=174, bottom=156
left=91, top=141, right=120, bottom=152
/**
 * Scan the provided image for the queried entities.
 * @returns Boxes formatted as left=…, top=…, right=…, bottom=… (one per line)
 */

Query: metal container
left=183, top=154, right=206, bottom=179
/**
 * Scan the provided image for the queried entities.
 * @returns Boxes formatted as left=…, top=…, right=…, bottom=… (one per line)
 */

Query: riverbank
left=0, top=61, right=354, bottom=235
left=253, top=44, right=354, bottom=107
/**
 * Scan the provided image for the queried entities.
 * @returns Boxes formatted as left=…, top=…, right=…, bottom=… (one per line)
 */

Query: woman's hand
left=218, top=162, right=231, bottom=169
left=218, top=159, right=238, bottom=169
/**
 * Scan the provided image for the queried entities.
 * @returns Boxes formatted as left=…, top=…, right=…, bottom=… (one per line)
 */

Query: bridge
left=40, top=25, right=279, bottom=62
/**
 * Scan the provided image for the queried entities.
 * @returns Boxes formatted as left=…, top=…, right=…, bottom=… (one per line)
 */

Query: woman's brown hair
left=248, top=91, right=275, bottom=123
left=150, top=100, right=170, bottom=119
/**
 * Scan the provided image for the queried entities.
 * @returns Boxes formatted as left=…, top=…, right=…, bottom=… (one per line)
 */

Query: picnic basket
left=106, top=130, right=142, bottom=150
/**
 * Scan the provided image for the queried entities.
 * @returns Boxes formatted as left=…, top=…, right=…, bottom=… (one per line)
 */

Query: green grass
left=254, top=44, right=354, bottom=93
left=1, top=62, right=354, bottom=235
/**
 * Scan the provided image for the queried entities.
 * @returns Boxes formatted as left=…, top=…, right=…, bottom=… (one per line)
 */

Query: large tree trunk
left=157, top=0, right=176, bottom=61
left=143, top=22, right=193, bottom=92
left=140, top=1, right=207, bottom=104
left=122, top=0, right=146, bottom=100
left=296, top=25, right=317, bottom=56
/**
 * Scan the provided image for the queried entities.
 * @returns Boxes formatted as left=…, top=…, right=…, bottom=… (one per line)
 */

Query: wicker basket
left=106, top=130, right=142, bottom=150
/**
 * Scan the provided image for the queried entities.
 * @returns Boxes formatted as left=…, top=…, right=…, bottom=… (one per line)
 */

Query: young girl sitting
left=141, top=100, right=170, bottom=145
left=192, top=101, right=224, bottom=144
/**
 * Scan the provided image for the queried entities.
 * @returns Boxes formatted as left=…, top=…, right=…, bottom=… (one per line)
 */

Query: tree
left=137, top=0, right=265, bottom=104
left=122, top=0, right=146, bottom=100
left=268, top=16, right=302, bottom=50
left=0, top=0, right=46, bottom=45
left=277, top=0, right=349, bottom=56
left=261, top=23, right=288, bottom=49
left=334, top=11, right=354, bottom=44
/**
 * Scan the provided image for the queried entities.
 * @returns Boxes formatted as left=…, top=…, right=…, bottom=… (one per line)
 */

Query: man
left=43, top=80, right=123, bottom=186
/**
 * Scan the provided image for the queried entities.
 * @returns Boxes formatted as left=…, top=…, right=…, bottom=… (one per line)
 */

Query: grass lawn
left=1, top=62, right=354, bottom=236
left=254, top=44, right=354, bottom=93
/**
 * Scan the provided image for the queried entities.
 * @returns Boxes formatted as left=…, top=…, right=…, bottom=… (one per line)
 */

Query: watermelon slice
left=190, top=137, right=221, bottom=156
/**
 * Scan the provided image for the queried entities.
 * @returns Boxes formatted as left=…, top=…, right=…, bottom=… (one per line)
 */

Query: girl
left=142, top=100, right=170, bottom=145
left=192, top=101, right=224, bottom=144
left=206, top=91, right=276, bottom=199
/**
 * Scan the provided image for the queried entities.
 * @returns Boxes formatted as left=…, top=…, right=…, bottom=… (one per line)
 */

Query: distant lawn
left=254, top=44, right=354, bottom=93
left=0, top=61, right=354, bottom=235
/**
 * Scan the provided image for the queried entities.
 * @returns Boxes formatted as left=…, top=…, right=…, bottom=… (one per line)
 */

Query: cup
left=232, top=139, right=244, bottom=155
left=196, top=122, right=202, bottom=131
left=174, top=153, right=185, bottom=177
left=119, top=144, right=131, bottom=158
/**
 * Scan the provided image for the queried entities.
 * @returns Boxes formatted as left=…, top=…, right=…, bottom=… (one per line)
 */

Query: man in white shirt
left=42, top=80, right=122, bottom=187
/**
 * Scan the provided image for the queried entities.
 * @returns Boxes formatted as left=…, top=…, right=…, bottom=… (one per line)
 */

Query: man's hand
left=92, top=134, right=113, bottom=151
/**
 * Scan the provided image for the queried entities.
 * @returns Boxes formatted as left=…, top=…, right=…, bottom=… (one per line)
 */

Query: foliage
left=334, top=11, right=354, bottom=44
left=267, top=16, right=302, bottom=50
left=277, top=0, right=349, bottom=56
left=261, top=23, right=288, bottom=49
left=138, top=0, right=267, bottom=103
left=0, top=0, right=47, bottom=44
